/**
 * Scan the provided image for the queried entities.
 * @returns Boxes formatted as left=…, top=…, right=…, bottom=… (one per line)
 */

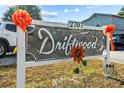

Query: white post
left=103, top=32, right=110, bottom=66
left=16, top=27, right=26, bottom=88
left=103, top=32, right=110, bottom=78
left=106, top=33, right=110, bottom=65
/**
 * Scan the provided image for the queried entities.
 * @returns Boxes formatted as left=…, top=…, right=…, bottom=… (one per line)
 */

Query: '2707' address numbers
left=67, top=21, right=84, bottom=29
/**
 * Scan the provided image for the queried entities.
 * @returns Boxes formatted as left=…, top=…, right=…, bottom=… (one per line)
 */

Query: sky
left=0, top=5, right=123, bottom=23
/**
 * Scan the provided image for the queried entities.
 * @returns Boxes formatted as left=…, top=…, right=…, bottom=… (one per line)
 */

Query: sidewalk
left=0, top=53, right=16, bottom=66
left=110, top=51, right=124, bottom=64
left=0, top=51, right=124, bottom=66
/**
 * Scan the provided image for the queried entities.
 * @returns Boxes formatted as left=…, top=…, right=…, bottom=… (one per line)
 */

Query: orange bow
left=104, top=24, right=115, bottom=51
left=12, top=9, right=32, bottom=32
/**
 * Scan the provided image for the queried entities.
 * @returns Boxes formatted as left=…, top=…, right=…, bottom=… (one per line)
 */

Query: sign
left=15, top=20, right=109, bottom=88
left=27, top=21, right=105, bottom=61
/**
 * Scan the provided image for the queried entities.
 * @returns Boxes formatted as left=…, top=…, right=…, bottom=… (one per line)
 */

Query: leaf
left=82, top=60, right=87, bottom=66
left=73, top=67, right=80, bottom=74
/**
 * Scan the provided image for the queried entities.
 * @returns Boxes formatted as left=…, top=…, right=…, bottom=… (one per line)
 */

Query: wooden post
left=16, top=27, right=26, bottom=88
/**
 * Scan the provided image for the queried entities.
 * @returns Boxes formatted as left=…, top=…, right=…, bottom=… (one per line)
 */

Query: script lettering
left=37, top=28, right=102, bottom=55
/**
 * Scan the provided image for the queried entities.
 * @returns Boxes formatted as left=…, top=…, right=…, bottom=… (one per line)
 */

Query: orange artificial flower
left=12, top=9, right=32, bottom=32
left=69, top=45, right=84, bottom=63
left=104, top=24, right=116, bottom=51
left=105, top=24, right=115, bottom=33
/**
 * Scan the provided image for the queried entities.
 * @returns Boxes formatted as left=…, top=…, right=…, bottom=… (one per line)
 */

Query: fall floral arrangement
left=69, top=45, right=87, bottom=74
left=12, top=9, right=32, bottom=53
left=103, top=24, right=115, bottom=51
left=12, top=9, right=32, bottom=32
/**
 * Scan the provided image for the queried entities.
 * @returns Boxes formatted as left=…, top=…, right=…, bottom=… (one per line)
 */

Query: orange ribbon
left=104, top=24, right=115, bottom=51
left=12, top=9, right=32, bottom=32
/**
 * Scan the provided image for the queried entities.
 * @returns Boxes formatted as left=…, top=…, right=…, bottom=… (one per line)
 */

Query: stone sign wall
left=27, top=22, right=105, bottom=61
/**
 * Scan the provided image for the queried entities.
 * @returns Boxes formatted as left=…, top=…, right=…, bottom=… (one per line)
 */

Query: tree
left=117, top=7, right=124, bottom=16
left=2, top=5, right=42, bottom=21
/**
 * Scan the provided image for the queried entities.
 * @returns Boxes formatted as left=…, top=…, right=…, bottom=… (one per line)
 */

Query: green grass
left=0, top=59, right=124, bottom=88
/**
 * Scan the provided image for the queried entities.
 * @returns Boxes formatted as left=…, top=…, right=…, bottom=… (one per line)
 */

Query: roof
left=82, top=13, right=124, bottom=22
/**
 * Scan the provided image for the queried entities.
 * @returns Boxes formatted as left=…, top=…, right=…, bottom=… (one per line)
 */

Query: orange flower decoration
left=12, top=9, right=32, bottom=32
left=69, top=45, right=84, bottom=63
left=104, top=24, right=116, bottom=51
left=104, top=24, right=115, bottom=38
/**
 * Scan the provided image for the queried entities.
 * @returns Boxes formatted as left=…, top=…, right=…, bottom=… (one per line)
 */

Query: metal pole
left=16, top=27, right=26, bottom=88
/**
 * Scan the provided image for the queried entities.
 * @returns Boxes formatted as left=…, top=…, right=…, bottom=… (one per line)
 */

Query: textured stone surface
left=27, top=25, right=106, bottom=61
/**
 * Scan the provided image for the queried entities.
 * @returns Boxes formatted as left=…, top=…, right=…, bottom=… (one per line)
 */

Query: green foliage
left=73, top=60, right=87, bottom=74
left=82, top=60, right=87, bottom=66
left=73, top=67, right=80, bottom=74
left=2, top=5, right=42, bottom=21
left=117, top=7, right=124, bottom=16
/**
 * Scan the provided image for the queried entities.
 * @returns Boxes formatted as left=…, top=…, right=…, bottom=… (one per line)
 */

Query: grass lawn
left=0, top=59, right=124, bottom=88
